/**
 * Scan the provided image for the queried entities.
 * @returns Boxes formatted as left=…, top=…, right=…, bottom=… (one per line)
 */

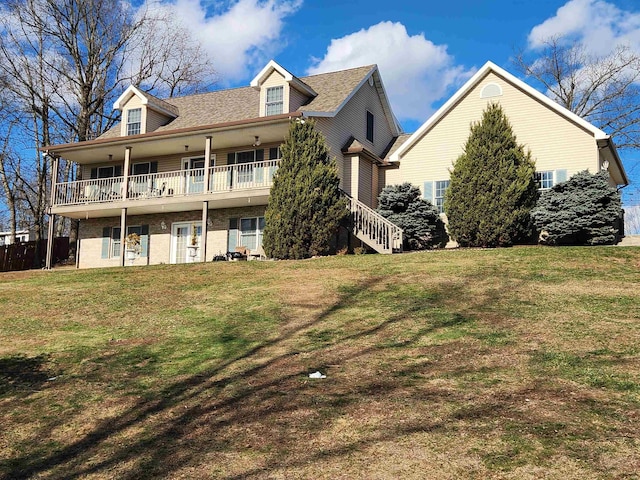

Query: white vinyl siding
left=289, top=87, right=308, bottom=112
left=358, top=157, right=374, bottom=207
left=393, top=71, right=599, bottom=193
left=313, top=77, right=395, bottom=194
left=146, top=108, right=170, bottom=132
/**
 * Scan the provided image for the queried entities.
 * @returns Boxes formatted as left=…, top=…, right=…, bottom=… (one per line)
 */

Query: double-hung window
left=265, top=86, right=284, bottom=115
left=434, top=180, right=450, bottom=214
left=536, top=171, right=554, bottom=190
left=127, top=108, right=142, bottom=136
left=111, top=225, right=143, bottom=258
left=239, top=217, right=265, bottom=251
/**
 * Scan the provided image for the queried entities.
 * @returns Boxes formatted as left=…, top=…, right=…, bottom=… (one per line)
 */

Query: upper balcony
left=52, top=160, right=279, bottom=218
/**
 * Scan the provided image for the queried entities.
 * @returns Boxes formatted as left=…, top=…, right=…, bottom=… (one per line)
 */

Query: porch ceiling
left=49, top=120, right=292, bottom=164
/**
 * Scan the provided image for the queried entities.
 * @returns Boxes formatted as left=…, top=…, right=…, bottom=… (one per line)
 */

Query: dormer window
left=265, top=86, right=284, bottom=115
left=127, top=108, right=142, bottom=136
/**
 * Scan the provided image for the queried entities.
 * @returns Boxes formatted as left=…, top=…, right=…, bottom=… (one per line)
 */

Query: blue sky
left=157, top=0, right=640, bottom=204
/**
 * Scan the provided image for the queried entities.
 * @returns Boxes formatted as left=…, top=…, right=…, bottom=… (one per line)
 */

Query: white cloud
left=307, top=21, right=474, bottom=123
left=528, top=0, right=640, bottom=57
left=140, top=0, right=302, bottom=84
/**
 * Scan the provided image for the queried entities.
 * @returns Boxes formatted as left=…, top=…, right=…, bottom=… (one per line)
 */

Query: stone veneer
left=78, top=205, right=266, bottom=269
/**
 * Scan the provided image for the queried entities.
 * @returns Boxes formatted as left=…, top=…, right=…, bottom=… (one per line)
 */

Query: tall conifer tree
left=445, top=103, right=538, bottom=247
left=262, top=119, right=347, bottom=259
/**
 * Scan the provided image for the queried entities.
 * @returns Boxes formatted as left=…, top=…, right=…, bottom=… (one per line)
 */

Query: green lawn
left=1, top=247, right=639, bottom=479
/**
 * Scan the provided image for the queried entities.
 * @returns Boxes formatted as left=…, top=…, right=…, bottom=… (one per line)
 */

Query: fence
left=0, top=237, right=69, bottom=273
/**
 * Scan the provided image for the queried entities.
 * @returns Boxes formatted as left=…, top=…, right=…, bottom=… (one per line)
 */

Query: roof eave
left=390, top=60, right=611, bottom=161
left=597, top=137, right=630, bottom=186
left=41, top=112, right=301, bottom=154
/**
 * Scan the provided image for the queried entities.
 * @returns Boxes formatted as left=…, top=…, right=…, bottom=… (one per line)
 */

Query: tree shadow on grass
left=1, top=276, right=503, bottom=479
left=0, top=354, right=53, bottom=397
left=3, top=273, right=633, bottom=479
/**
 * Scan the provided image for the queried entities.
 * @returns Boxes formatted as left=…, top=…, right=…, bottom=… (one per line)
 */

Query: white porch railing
left=53, top=160, right=280, bottom=206
left=344, top=192, right=403, bottom=254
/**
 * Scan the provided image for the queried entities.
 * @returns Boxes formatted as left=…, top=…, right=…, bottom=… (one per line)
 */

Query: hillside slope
left=1, top=247, right=639, bottom=479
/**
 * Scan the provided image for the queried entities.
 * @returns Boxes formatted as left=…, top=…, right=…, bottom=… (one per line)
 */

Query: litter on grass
left=308, top=371, right=326, bottom=379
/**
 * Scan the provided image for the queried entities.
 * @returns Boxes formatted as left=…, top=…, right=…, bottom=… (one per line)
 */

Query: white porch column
left=201, top=201, right=208, bottom=262
left=119, top=207, right=127, bottom=267
left=123, top=146, right=132, bottom=199
left=350, top=154, right=360, bottom=200
left=45, top=155, right=59, bottom=270
left=203, top=136, right=212, bottom=193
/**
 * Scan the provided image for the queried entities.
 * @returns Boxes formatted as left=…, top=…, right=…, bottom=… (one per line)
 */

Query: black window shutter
left=255, top=149, right=264, bottom=162
left=90, top=168, right=98, bottom=179
left=227, top=152, right=236, bottom=165
left=150, top=162, right=158, bottom=174
left=114, top=165, right=122, bottom=177
left=269, top=147, right=279, bottom=160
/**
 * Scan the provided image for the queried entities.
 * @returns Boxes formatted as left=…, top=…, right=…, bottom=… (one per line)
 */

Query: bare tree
left=0, top=0, right=216, bottom=260
left=625, top=205, right=640, bottom=235
left=514, top=38, right=640, bottom=150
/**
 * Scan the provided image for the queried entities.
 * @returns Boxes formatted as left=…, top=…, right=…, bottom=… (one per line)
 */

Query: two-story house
left=43, top=60, right=631, bottom=269
left=43, top=61, right=403, bottom=268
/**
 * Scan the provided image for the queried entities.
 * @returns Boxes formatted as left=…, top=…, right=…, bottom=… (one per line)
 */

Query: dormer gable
left=251, top=60, right=317, bottom=117
left=113, top=85, right=179, bottom=136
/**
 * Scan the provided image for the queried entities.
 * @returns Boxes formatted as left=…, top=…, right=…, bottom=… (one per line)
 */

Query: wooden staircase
left=343, top=192, right=403, bottom=254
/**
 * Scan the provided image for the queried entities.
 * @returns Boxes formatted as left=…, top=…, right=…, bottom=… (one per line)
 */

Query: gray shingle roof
left=298, top=65, right=375, bottom=113
left=98, top=65, right=376, bottom=140
left=382, top=134, right=412, bottom=161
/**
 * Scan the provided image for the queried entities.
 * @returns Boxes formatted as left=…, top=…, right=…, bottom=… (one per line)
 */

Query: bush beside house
left=445, top=103, right=539, bottom=247
left=262, top=119, right=347, bottom=259
left=377, top=183, right=448, bottom=250
left=532, top=170, right=622, bottom=245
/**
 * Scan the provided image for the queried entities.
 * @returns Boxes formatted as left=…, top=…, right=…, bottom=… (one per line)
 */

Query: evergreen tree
left=531, top=170, right=622, bottom=245
left=377, top=183, right=448, bottom=249
left=445, top=102, right=539, bottom=247
left=262, top=119, right=347, bottom=259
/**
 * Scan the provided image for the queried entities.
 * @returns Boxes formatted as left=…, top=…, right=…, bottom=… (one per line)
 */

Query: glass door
left=183, top=157, right=206, bottom=194
left=170, top=222, right=202, bottom=263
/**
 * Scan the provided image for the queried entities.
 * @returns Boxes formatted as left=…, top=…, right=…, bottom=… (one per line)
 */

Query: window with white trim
left=434, top=180, right=450, bottom=214
left=111, top=225, right=142, bottom=258
left=536, top=171, right=554, bottom=190
left=239, top=217, right=265, bottom=251
left=265, top=86, right=284, bottom=115
left=127, top=108, right=142, bottom=135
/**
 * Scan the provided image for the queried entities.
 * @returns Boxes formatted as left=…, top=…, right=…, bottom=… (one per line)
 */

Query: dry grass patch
left=0, top=246, right=639, bottom=479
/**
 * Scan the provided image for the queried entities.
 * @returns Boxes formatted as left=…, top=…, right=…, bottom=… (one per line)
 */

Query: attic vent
left=480, top=83, right=502, bottom=98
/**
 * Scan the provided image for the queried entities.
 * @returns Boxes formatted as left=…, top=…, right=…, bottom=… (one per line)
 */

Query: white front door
left=170, top=222, right=202, bottom=264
